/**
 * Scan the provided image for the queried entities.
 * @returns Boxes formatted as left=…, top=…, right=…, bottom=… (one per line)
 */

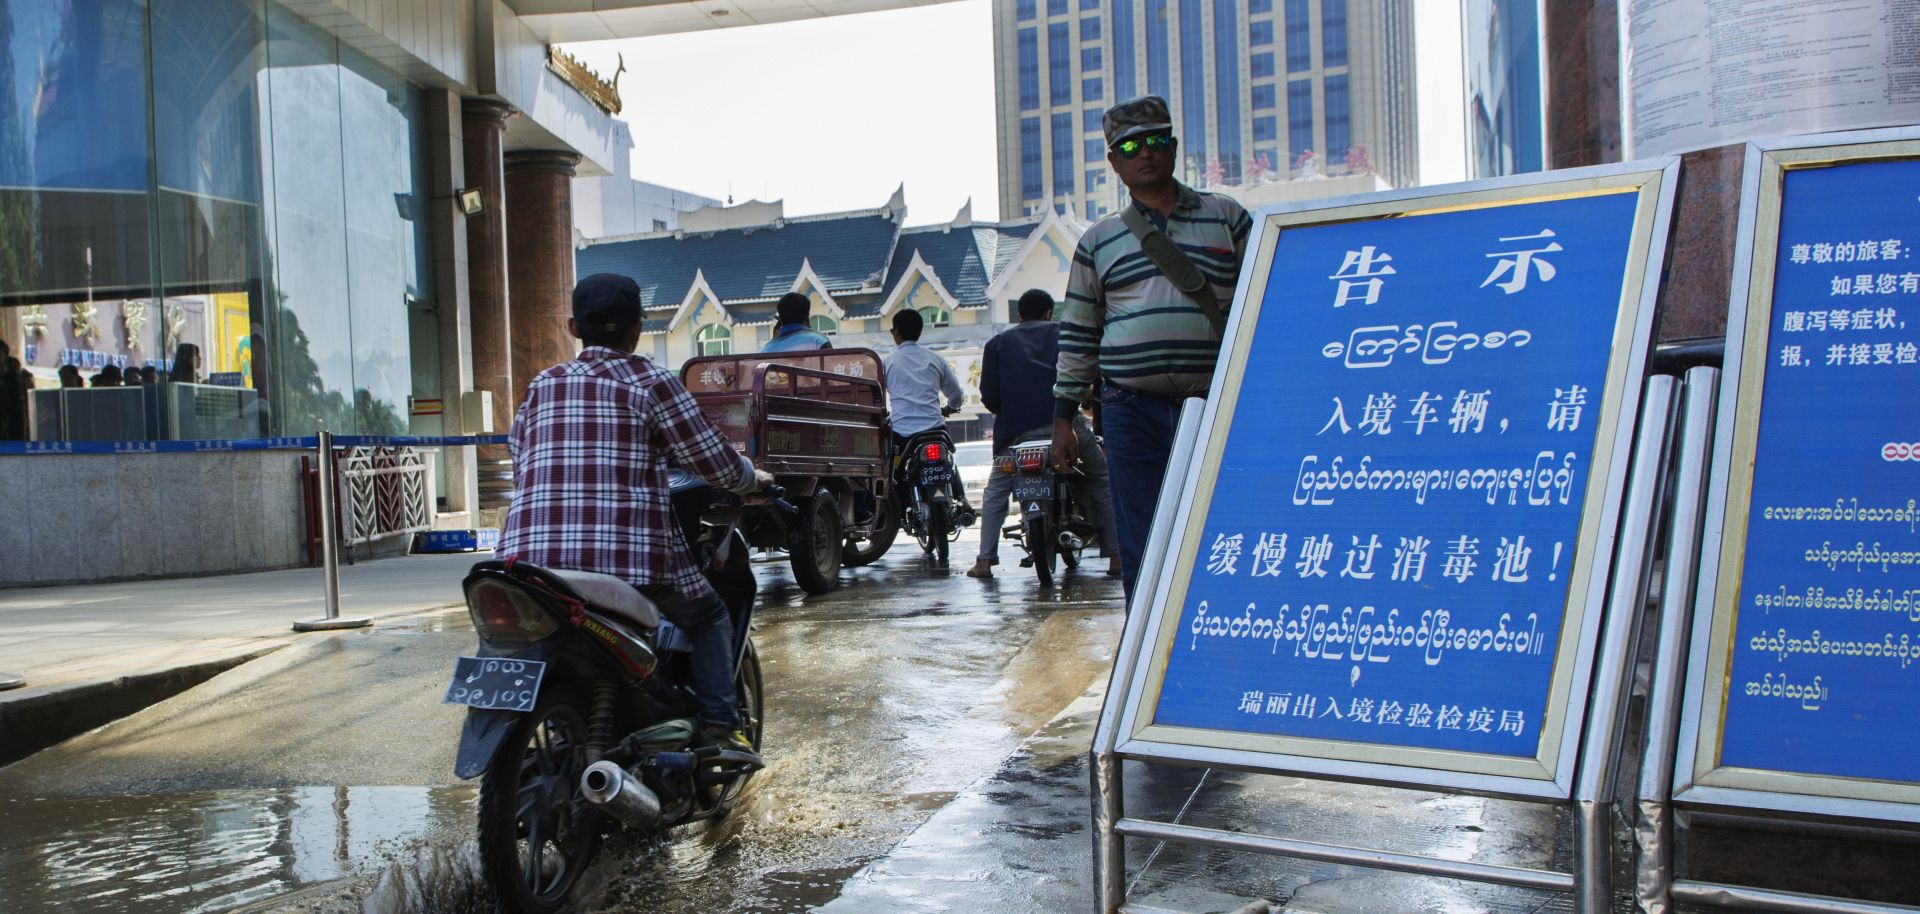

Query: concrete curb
left=0, top=645, right=286, bottom=766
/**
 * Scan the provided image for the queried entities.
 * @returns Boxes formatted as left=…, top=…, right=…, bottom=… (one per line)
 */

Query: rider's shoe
left=966, top=559, right=994, bottom=579
left=704, top=725, right=758, bottom=755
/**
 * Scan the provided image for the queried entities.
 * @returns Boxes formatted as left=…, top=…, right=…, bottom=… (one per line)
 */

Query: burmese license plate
left=444, top=656, right=546, bottom=712
left=918, top=463, right=952, bottom=486
left=1014, top=472, right=1054, bottom=502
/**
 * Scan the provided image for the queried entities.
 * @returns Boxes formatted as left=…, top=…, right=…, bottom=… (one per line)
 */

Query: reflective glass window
left=1213, top=0, right=1239, bottom=184
left=1179, top=0, right=1205, bottom=162
left=1018, top=0, right=1036, bottom=21
left=1021, top=118, right=1043, bottom=199
left=1251, top=51, right=1274, bottom=78
left=1322, top=0, right=1347, bottom=68
left=1084, top=108, right=1104, bottom=132
left=1112, top=0, right=1136, bottom=99
left=1145, top=0, right=1168, bottom=98
left=1253, top=84, right=1276, bottom=110
left=1083, top=46, right=1102, bottom=71
left=1085, top=138, right=1105, bottom=162
left=1081, top=0, right=1100, bottom=10
left=1082, top=76, right=1104, bottom=101
left=1249, top=19, right=1272, bottom=46
left=1324, top=73, right=1349, bottom=163
left=1285, top=0, right=1310, bottom=71
left=1288, top=78, right=1313, bottom=160
left=1253, top=116, right=1276, bottom=142
left=1248, top=0, right=1270, bottom=12
left=1050, top=23, right=1072, bottom=105
left=1052, top=113, right=1075, bottom=195
left=1018, top=28, right=1040, bottom=110
left=1081, top=14, right=1101, bottom=39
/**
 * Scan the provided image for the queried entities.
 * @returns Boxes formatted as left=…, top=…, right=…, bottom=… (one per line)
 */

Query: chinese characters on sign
left=1718, top=158, right=1920, bottom=784
left=1149, top=190, right=1646, bottom=761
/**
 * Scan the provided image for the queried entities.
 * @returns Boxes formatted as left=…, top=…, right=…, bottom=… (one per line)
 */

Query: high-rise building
left=992, top=0, right=1417, bottom=220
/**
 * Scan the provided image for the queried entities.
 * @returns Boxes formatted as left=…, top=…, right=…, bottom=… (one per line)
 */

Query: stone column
left=505, top=150, right=581, bottom=403
left=461, top=99, right=514, bottom=460
left=1543, top=0, right=1737, bottom=342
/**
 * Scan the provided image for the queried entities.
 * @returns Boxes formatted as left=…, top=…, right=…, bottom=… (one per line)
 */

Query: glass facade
left=1288, top=78, right=1313, bottom=160
left=1251, top=51, right=1274, bottom=78
left=1018, top=28, right=1041, bottom=110
left=1253, top=84, right=1276, bottom=110
left=1081, top=14, right=1101, bottom=39
left=0, top=0, right=434, bottom=442
left=1213, top=0, right=1240, bottom=184
left=1321, top=0, right=1347, bottom=68
left=1049, top=23, right=1073, bottom=105
left=1179, top=0, right=1206, bottom=166
left=1111, top=0, right=1136, bottom=100
left=1052, top=114, right=1076, bottom=196
left=1048, top=0, right=1067, bottom=16
left=1018, top=0, right=1037, bottom=21
left=1324, top=73, right=1349, bottom=163
left=1021, top=117, right=1043, bottom=200
left=1284, top=0, right=1310, bottom=71
left=1083, top=77, right=1104, bottom=101
left=1249, top=19, right=1272, bottom=46
left=1145, top=0, right=1169, bottom=98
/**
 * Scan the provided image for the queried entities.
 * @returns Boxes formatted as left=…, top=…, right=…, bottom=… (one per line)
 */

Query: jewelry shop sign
left=1678, top=133, right=1920, bottom=821
left=1115, top=162, right=1680, bottom=799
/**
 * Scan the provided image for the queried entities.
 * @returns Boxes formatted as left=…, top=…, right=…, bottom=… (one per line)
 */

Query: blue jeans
left=1100, top=385, right=1186, bottom=602
left=642, top=585, right=738, bottom=730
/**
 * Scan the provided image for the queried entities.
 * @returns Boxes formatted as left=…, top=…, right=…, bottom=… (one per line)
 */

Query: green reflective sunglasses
left=1111, top=133, right=1175, bottom=159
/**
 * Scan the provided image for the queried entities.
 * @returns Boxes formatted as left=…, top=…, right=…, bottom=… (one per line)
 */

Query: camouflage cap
left=1102, top=95, right=1173, bottom=147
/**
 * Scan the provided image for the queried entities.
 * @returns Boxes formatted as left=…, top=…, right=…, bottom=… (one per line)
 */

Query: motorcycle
left=448, top=471, right=780, bottom=914
left=1001, top=436, right=1100, bottom=586
left=895, top=428, right=973, bottom=567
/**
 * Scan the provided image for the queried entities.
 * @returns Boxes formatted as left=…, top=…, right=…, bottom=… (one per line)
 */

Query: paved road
left=0, top=530, right=1129, bottom=914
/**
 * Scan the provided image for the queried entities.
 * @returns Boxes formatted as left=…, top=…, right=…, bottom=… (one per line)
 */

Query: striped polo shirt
left=1053, top=182, right=1253, bottom=417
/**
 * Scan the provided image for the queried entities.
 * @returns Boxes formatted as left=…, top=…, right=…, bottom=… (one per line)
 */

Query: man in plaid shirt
left=500, top=273, right=771, bottom=750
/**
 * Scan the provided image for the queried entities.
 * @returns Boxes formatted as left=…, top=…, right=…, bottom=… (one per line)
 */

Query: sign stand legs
left=295, top=430, right=372, bottom=632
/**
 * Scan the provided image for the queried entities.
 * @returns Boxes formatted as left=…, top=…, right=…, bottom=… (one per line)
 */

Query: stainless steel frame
left=1673, top=126, right=1920, bottom=822
left=294, top=430, right=372, bottom=632
left=1648, top=127, right=1920, bottom=914
left=1089, top=158, right=1686, bottom=914
left=1633, top=367, right=1721, bottom=914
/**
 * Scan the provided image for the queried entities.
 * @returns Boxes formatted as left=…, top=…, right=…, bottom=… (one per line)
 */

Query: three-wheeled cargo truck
left=680, top=348, right=900, bottom=593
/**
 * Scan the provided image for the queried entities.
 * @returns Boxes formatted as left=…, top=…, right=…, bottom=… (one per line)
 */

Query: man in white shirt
left=884, top=308, right=975, bottom=525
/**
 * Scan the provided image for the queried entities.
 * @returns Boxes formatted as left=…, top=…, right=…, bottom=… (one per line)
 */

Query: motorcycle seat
left=537, top=566, right=663, bottom=630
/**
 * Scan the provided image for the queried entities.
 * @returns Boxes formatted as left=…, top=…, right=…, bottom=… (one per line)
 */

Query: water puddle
left=0, top=785, right=476, bottom=914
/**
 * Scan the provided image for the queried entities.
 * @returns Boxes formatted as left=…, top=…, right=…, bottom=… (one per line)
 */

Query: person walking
left=1050, top=95, right=1252, bottom=601
left=969, top=289, right=1118, bottom=579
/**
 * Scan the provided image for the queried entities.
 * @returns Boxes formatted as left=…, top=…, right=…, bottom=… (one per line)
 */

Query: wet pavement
left=0, top=530, right=1130, bottom=914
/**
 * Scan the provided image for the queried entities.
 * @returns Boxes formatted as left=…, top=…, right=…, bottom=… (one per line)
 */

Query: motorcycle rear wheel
left=701, top=639, right=764, bottom=815
left=926, top=498, right=950, bottom=567
left=478, top=690, right=599, bottom=914
left=842, top=492, right=898, bottom=567
left=1026, top=514, right=1055, bottom=586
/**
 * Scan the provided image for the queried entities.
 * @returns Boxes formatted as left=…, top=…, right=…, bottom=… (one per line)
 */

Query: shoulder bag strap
left=1119, top=205, right=1227, bottom=338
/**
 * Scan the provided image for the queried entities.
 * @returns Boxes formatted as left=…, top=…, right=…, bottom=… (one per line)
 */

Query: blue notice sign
left=1135, top=176, right=1667, bottom=782
left=1716, top=159, right=1920, bottom=783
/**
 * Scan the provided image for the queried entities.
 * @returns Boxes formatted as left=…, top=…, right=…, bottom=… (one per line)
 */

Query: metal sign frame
left=1110, top=159, right=1681, bottom=801
left=1672, top=126, right=1920, bottom=825
left=1091, top=158, right=1687, bottom=914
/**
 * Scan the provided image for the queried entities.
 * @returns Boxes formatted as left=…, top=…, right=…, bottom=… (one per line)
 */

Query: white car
left=954, top=440, right=994, bottom=495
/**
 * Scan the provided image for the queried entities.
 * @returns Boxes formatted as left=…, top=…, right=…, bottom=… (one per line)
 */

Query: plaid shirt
left=499, top=346, right=750, bottom=599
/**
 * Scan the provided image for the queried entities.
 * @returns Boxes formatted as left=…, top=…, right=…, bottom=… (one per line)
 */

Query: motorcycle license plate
left=1013, top=472, right=1053, bottom=501
left=918, top=464, right=952, bottom=486
left=443, top=656, right=546, bottom=712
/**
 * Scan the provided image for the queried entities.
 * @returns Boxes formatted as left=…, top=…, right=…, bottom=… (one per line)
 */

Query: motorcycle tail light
left=465, top=578, right=560, bottom=642
left=1015, top=448, right=1046, bottom=472
left=921, top=442, right=943, bottom=462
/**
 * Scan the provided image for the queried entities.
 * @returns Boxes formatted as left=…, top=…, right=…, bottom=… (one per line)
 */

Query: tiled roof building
left=575, top=191, right=1087, bottom=435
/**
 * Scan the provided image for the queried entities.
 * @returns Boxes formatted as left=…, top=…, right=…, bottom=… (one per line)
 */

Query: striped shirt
left=1053, top=183, right=1252, bottom=416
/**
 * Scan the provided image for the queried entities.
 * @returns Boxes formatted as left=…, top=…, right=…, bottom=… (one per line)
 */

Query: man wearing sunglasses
left=1049, top=95, right=1253, bottom=602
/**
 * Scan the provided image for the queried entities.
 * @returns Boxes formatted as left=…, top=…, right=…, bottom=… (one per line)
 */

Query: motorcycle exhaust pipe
left=579, top=760, right=663, bottom=828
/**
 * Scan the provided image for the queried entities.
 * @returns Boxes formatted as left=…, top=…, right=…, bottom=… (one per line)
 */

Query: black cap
left=572, top=273, right=642, bottom=332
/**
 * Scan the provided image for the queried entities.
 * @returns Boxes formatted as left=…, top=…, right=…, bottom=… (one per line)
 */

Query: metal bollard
left=294, top=430, right=373, bottom=632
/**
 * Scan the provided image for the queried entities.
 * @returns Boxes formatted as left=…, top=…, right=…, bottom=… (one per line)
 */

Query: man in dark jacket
left=969, top=289, right=1117, bottom=579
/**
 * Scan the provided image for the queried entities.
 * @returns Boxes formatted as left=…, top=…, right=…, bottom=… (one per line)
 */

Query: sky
left=563, top=0, right=1000, bottom=227
left=563, top=0, right=1470, bottom=228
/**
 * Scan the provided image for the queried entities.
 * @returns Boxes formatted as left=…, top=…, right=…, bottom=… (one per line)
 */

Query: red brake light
left=1016, top=448, right=1046, bottom=471
left=922, top=442, right=943, bottom=461
left=466, top=579, right=559, bottom=642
